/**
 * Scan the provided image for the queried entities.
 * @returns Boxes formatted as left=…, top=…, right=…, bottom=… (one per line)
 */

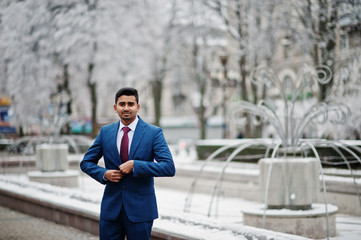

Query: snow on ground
left=0, top=174, right=307, bottom=240
left=0, top=148, right=361, bottom=239
left=1, top=170, right=360, bottom=239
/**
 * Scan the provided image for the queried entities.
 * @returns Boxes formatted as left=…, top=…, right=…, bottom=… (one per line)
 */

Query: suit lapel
left=109, top=121, right=121, bottom=163
left=129, top=117, right=147, bottom=160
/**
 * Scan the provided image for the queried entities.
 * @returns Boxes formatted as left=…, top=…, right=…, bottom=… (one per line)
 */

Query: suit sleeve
left=80, top=129, right=108, bottom=184
left=133, top=128, right=175, bottom=177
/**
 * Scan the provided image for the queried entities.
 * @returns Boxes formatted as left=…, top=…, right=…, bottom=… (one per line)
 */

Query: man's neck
left=120, top=116, right=138, bottom=128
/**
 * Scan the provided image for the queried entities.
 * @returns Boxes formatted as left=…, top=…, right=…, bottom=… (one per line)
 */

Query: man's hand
left=104, top=170, right=123, bottom=182
left=119, top=160, right=134, bottom=175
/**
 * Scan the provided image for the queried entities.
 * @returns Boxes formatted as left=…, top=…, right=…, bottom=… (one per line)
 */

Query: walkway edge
left=0, top=187, right=99, bottom=235
left=0, top=187, right=188, bottom=240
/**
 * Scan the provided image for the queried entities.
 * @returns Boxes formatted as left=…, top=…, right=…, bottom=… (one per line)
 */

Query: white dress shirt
left=116, top=116, right=139, bottom=155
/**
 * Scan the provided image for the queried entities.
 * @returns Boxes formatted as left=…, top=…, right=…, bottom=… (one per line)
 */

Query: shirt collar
left=119, top=116, right=138, bottom=132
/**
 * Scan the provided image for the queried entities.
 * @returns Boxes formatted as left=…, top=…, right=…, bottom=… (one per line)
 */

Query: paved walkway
left=0, top=205, right=98, bottom=240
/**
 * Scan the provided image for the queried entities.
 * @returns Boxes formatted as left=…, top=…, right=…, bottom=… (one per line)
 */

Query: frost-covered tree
left=292, top=0, right=361, bottom=101
left=176, top=0, right=226, bottom=139
left=124, top=0, right=180, bottom=126
left=0, top=0, right=179, bottom=134
left=321, top=53, right=361, bottom=139
left=200, top=0, right=280, bottom=137
left=0, top=0, right=58, bottom=135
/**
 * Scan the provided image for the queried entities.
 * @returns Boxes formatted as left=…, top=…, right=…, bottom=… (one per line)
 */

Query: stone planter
left=259, top=157, right=319, bottom=210
left=35, top=144, right=68, bottom=172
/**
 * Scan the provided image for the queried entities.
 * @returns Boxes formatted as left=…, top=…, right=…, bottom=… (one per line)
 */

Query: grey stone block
left=259, top=157, right=319, bottom=209
left=35, top=144, right=69, bottom=172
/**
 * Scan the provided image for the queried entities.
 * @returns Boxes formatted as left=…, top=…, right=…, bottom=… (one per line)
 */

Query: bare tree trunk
left=151, top=78, right=162, bottom=127
left=304, top=0, right=337, bottom=102
left=320, top=0, right=337, bottom=102
left=61, top=64, right=72, bottom=134
left=87, top=62, right=97, bottom=137
left=197, top=76, right=208, bottom=139
left=19, top=125, right=24, bottom=137
left=236, top=2, right=252, bottom=138
left=199, top=60, right=208, bottom=139
left=84, top=0, right=98, bottom=137
left=192, top=38, right=208, bottom=139
left=251, top=2, right=263, bottom=138
left=239, top=55, right=251, bottom=137
left=199, top=105, right=207, bottom=139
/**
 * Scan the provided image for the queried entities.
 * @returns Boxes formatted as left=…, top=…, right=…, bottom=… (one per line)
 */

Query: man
left=80, top=87, right=175, bottom=240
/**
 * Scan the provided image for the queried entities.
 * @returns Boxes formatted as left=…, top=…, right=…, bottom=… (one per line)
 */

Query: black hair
left=115, top=87, right=139, bottom=104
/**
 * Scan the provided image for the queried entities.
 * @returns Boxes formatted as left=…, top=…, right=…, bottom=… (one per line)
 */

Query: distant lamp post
left=211, top=54, right=237, bottom=138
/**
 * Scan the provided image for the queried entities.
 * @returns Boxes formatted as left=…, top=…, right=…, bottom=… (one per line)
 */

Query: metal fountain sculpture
left=184, top=64, right=360, bottom=239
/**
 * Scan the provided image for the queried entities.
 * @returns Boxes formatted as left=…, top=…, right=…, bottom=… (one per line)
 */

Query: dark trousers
left=99, top=206, right=153, bottom=240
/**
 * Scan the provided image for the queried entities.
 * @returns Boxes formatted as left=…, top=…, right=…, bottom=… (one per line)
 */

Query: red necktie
left=120, top=127, right=130, bottom=162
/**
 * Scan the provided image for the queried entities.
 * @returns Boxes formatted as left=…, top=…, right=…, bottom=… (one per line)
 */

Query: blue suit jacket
left=80, top=117, right=175, bottom=222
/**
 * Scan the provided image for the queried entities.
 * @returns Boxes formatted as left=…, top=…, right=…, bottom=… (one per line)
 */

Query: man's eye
left=119, top=103, right=125, bottom=107
left=128, top=103, right=134, bottom=106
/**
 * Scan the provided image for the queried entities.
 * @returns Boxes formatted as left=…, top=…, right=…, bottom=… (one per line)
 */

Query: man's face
left=114, top=95, right=140, bottom=125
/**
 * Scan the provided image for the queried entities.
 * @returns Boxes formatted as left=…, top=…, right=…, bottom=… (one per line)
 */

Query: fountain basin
left=28, top=170, right=79, bottom=188
left=243, top=203, right=338, bottom=238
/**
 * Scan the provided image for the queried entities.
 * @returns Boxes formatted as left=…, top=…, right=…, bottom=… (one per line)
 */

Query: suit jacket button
left=121, top=186, right=126, bottom=189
